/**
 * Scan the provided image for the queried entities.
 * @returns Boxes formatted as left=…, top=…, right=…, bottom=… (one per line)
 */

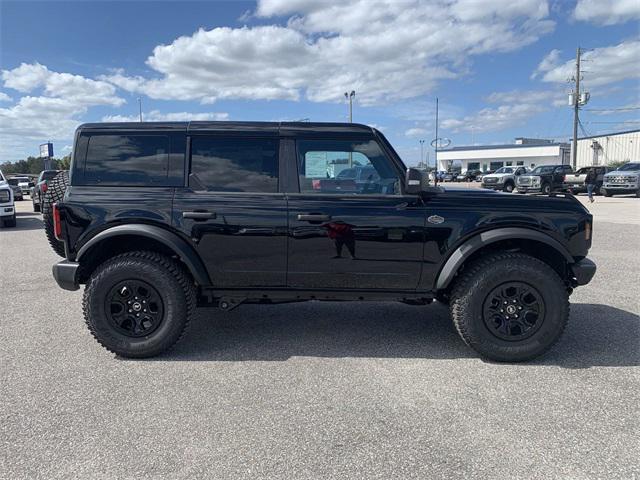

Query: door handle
left=183, top=211, right=216, bottom=220
left=297, top=213, right=331, bottom=222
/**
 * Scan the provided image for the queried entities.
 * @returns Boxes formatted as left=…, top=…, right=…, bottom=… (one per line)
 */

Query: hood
left=605, top=168, right=640, bottom=176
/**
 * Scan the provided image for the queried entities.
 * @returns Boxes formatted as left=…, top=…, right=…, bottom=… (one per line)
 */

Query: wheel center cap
left=506, top=305, right=517, bottom=315
left=132, top=302, right=142, bottom=312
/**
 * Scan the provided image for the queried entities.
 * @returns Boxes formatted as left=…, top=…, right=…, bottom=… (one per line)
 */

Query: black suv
left=51, top=122, right=596, bottom=361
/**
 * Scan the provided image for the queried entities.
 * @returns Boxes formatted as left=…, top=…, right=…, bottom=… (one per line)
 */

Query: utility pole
left=344, top=90, right=355, bottom=122
left=571, top=47, right=581, bottom=169
left=419, top=139, right=425, bottom=168
left=434, top=97, right=439, bottom=172
left=138, top=97, right=143, bottom=122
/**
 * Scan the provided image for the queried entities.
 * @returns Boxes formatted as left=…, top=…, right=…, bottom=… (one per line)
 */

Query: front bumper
left=571, top=257, right=596, bottom=286
left=481, top=183, right=503, bottom=190
left=0, top=205, right=14, bottom=217
left=517, top=186, right=541, bottom=193
left=52, top=260, right=80, bottom=291
left=603, top=183, right=638, bottom=191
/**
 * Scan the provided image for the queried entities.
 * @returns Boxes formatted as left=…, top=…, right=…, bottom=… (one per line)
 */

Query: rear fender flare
left=76, top=224, right=210, bottom=285
left=435, top=227, right=574, bottom=290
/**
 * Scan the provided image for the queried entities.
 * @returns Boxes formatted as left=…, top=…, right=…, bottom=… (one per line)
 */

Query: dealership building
left=437, top=129, right=639, bottom=173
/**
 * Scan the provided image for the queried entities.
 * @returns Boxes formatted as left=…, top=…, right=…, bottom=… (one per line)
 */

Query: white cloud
left=441, top=103, right=547, bottom=133
left=535, top=40, right=640, bottom=88
left=102, top=110, right=229, bottom=122
left=574, top=0, right=640, bottom=25
left=531, top=49, right=561, bottom=79
left=485, top=89, right=565, bottom=107
left=405, top=127, right=428, bottom=138
left=0, top=63, right=125, bottom=159
left=0, top=92, right=12, bottom=102
left=102, top=0, right=555, bottom=105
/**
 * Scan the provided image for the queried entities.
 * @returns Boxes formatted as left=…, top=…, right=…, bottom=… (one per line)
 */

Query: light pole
left=138, top=97, right=143, bottom=122
left=419, top=139, right=425, bottom=168
left=344, top=90, right=355, bottom=122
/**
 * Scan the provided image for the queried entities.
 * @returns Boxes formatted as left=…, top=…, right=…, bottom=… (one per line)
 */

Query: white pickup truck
left=563, top=166, right=611, bottom=195
left=0, top=169, right=17, bottom=227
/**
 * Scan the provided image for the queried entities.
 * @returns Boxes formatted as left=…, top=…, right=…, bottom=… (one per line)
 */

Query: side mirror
left=405, top=168, right=423, bottom=194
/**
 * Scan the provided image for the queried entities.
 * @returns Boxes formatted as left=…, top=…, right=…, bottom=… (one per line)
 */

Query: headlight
left=627, top=176, right=637, bottom=182
left=0, top=189, right=10, bottom=203
left=497, top=177, right=505, bottom=182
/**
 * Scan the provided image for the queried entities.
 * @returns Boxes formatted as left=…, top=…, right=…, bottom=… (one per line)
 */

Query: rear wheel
left=83, top=251, right=196, bottom=358
left=449, top=252, right=569, bottom=362
left=42, top=171, right=69, bottom=257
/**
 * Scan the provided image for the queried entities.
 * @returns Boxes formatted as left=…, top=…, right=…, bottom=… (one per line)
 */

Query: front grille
left=517, top=177, right=531, bottom=185
left=483, top=177, right=498, bottom=184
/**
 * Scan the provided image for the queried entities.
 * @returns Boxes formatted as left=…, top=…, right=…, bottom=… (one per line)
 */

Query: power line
left=583, top=107, right=640, bottom=112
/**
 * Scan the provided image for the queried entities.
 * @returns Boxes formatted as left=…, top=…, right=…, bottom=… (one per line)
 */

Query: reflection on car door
left=285, top=137, right=426, bottom=290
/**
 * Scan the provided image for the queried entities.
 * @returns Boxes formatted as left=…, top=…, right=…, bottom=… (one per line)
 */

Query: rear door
left=172, top=132, right=288, bottom=288
left=284, top=136, right=425, bottom=290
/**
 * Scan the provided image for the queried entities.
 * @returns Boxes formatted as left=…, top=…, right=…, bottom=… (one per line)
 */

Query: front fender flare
left=435, top=227, right=574, bottom=290
left=76, top=224, right=211, bottom=286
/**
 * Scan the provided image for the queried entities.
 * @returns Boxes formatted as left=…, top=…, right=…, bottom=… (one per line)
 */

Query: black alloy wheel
left=105, top=280, right=164, bottom=337
left=482, top=282, right=545, bottom=341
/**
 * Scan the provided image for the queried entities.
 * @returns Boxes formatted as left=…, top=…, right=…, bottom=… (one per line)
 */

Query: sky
left=0, top=0, right=639, bottom=165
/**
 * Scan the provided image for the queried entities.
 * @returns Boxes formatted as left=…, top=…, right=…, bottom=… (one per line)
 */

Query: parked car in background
left=601, top=162, right=640, bottom=197
left=441, top=171, right=455, bottom=182
left=6, top=178, right=24, bottom=200
left=455, top=169, right=483, bottom=182
left=517, top=165, right=573, bottom=194
left=31, top=169, right=63, bottom=212
left=481, top=166, right=528, bottom=192
left=10, top=176, right=33, bottom=196
left=0, top=169, right=16, bottom=227
left=563, top=166, right=611, bottom=195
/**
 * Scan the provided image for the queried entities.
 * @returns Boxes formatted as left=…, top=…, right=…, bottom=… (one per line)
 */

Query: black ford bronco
left=51, top=122, right=596, bottom=361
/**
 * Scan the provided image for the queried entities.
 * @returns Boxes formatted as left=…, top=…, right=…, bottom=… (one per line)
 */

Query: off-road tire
left=541, top=183, right=551, bottom=195
left=83, top=251, right=196, bottom=358
left=42, top=171, right=69, bottom=257
left=450, top=252, right=569, bottom=362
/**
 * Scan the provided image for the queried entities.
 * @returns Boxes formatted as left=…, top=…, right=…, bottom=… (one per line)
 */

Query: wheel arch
left=435, top=227, right=574, bottom=291
left=76, top=224, right=210, bottom=286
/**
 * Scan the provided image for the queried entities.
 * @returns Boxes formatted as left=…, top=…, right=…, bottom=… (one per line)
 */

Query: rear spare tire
left=450, top=252, right=569, bottom=362
left=42, top=171, right=69, bottom=257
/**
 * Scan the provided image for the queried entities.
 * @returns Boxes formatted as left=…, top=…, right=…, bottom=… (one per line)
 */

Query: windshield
left=531, top=166, right=554, bottom=174
left=617, top=163, right=640, bottom=171
left=494, top=167, right=514, bottom=174
left=8, top=179, right=19, bottom=185
left=42, top=171, right=60, bottom=181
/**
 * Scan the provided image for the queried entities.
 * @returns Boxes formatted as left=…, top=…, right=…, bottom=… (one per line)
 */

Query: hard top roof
left=77, top=121, right=376, bottom=135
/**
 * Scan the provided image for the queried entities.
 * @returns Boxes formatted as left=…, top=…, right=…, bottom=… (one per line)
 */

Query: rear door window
left=190, top=136, right=279, bottom=193
left=82, top=134, right=178, bottom=186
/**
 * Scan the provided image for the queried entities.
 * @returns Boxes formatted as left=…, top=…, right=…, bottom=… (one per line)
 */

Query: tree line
left=0, top=155, right=71, bottom=175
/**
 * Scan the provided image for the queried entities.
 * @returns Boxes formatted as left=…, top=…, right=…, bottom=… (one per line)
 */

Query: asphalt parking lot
left=1, top=193, right=639, bottom=479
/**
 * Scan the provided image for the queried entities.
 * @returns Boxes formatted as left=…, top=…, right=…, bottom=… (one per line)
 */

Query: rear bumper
left=571, top=257, right=596, bottom=286
left=52, top=260, right=80, bottom=291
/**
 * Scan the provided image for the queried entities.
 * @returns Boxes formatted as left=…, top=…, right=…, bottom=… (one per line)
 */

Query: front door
left=286, top=137, right=425, bottom=290
left=173, top=134, right=287, bottom=288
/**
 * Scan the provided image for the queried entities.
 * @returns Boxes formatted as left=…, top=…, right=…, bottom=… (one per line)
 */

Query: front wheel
left=503, top=182, right=514, bottom=193
left=449, top=252, right=569, bottom=362
left=603, top=189, right=612, bottom=197
left=2, top=214, right=16, bottom=227
left=83, top=251, right=196, bottom=358
left=541, top=183, right=551, bottom=195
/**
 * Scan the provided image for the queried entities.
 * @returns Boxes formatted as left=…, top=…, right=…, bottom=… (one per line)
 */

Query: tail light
left=41, top=182, right=48, bottom=193
left=53, top=203, right=62, bottom=240
left=563, top=175, right=566, bottom=182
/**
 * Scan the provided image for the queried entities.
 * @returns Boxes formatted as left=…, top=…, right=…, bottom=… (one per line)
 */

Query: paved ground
left=1, top=194, right=639, bottom=479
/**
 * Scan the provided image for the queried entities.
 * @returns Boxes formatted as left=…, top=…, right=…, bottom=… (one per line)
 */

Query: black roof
left=77, top=121, right=376, bottom=135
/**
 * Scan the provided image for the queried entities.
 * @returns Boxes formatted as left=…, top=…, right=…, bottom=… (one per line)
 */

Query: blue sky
left=1, top=0, right=638, bottom=164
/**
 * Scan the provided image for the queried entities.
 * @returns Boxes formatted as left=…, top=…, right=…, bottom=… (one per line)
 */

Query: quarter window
left=190, top=137, right=278, bottom=193
left=83, top=134, right=171, bottom=185
left=296, top=139, right=400, bottom=195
